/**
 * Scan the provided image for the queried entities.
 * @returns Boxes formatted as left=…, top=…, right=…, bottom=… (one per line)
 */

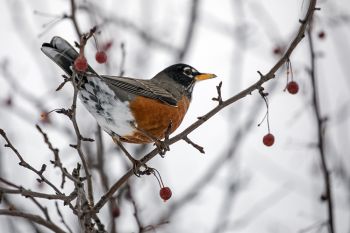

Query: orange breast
left=121, top=96, right=190, bottom=143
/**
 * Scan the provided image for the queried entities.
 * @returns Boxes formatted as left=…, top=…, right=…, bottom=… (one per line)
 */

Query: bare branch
left=70, top=71, right=94, bottom=206
left=127, top=183, right=143, bottom=233
left=69, top=0, right=82, bottom=38
left=183, top=136, right=205, bottom=154
left=177, top=0, right=200, bottom=61
left=212, top=81, right=223, bottom=105
left=307, top=21, right=335, bottom=233
left=0, top=129, right=62, bottom=195
left=36, top=125, right=78, bottom=187
left=55, top=202, right=73, bottom=233
left=0, top=209, right=66, bottom=233
left=56, top=75, right=72, bottom=92
left=0, top=187, right=72, bottom=202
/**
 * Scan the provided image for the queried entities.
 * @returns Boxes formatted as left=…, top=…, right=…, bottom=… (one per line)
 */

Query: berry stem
left=258, top=89, right=271, bottom=133
left=92, top=34, right=99, bottom=51
left=152, top=168, right=165, bottom=188
left=77, top=26, right=97, bottom=56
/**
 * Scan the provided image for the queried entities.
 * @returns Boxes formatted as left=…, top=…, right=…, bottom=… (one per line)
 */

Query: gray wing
left=100, top=75, right=178, bottom=106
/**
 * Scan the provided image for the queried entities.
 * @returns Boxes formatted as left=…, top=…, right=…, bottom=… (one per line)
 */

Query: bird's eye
left=183, top=67, right=193, bottom=77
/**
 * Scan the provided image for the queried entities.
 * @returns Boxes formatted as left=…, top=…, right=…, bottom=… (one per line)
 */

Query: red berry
left=74, top=56, right=88, bottom=72
left=263, top=133, right=275, bottom=147
left=159, top=187, right=172, bottom=202
left=287, top=81, right=299, bottom=94
left=40, top=111, right=51, bottom=124
left=95, top=51, right=107, bottom=64
left=318, top=31, right=325, bottom=39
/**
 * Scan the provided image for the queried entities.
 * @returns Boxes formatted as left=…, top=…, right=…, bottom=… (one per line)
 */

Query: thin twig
left=0, top=129, right=62, bottom=195
left=307, top=21, right=335, bottom=233
left=36, top=125, right=78, bottom=187
left=127, top=183, right=143, bottom=233
left=0, top=209, right=66, bottom=233
left=56, top=75, right=72, bottom=92
left=55, top=202, right=73, bottom=233
left=79, top=2, right=178, bottom=53
left=0, top=178, right=53, bottom=221
left=183, top=136, right=205, bottom=153
left=212, top=81, right=223, bottom=105
left=95, top=125, right=117, bottom=233
left=70, top=72, right=94, bottom=206
left=177, top=0, right=200, bottom=61
left=0, top=187, right=72, bottom=202
left=69, top=0, right=82, bottom=38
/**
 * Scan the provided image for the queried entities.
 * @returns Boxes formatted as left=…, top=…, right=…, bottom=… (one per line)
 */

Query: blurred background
left=0, top=0, right=350, bottom=232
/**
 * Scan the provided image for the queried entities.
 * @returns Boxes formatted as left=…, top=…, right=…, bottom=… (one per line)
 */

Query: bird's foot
left=131, top=159, right=151, bottom=177
left=154, top=140, right=170, bottom=157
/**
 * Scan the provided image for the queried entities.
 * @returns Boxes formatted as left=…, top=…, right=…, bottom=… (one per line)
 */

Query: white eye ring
left=183, top=67, right=193, bottom=77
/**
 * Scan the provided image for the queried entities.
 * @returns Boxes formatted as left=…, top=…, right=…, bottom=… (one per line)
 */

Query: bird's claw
left=132, top=160, right=152, bottom=177
left=154, top=140, right=170, bottom=157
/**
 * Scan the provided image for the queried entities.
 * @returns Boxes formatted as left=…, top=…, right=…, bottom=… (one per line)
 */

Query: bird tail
left=41, top=36, right=96, bottom=76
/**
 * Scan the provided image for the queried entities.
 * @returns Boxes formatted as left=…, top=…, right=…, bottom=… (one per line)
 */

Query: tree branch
left=69, top=0, right=82, bottom=38
left=0, top=129, right=63, bottom=195
left=307, top=20, right=335, bottom=233
left=70, top=72, right=94, bottom=206
left=92, top=0, right=318, bottom=213
left=0, top=187, right=71, bottom=202
left=0, top=209, right=66, bottom=233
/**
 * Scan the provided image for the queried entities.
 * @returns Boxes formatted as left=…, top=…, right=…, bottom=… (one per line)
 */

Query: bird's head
left=160, top=63, right=216, bottom=94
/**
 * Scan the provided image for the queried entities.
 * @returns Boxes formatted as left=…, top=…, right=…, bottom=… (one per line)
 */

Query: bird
left=41, top=36, right=216, bottom=152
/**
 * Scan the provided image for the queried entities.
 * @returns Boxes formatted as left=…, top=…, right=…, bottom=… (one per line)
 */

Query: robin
left=41, top=37, right=216, bottom=155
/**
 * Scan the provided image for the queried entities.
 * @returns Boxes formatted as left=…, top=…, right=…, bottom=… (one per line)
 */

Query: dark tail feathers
left=41, top=36, right=95, bottom=76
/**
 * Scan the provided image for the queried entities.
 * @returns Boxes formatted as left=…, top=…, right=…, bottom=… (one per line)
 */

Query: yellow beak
left=195, top=73, right=217, bottom=81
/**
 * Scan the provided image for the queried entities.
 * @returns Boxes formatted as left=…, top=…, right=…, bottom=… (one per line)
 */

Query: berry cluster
left=260, top=58, right=305, bottom=147
left=73, top=34, right=111, bottom=72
